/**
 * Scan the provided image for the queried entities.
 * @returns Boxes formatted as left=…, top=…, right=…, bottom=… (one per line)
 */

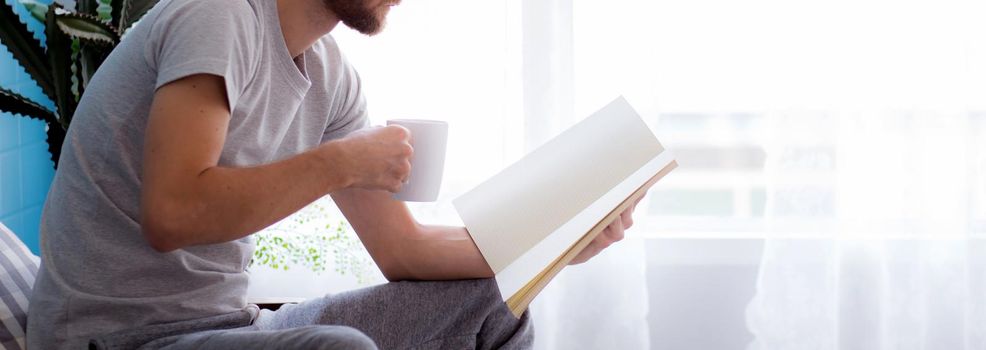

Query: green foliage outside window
left=250, top=201, right=377, bottom=284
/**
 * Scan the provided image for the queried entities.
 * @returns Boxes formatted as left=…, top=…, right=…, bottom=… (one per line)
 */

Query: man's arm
left=331, top=187, right=643, bottom=281
left=140, top=74, right=412, bottom=252
left=330, top=188, right=494, bottom=281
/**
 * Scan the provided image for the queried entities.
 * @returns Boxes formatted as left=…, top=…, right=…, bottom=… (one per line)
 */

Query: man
left=26, top=0, right=642, bottom=348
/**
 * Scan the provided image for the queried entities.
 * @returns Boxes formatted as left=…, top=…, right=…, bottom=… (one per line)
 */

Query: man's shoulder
left=165, top=0, right=259, bottom=14
left=153, top=0, right=261, bottom=29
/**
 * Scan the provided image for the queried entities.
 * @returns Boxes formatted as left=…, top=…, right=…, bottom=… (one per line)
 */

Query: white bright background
left=331, top=0, right=986, bottom=233
left=255, top=0, right=986, bottom=348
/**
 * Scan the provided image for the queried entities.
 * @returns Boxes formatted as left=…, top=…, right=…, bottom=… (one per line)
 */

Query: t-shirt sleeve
left=143, top=0, right=260, bottom=110
left=321, top=59, right=370, bottom=142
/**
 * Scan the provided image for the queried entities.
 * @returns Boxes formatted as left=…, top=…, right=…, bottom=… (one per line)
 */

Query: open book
left=453, top=96, right=677, bottom=317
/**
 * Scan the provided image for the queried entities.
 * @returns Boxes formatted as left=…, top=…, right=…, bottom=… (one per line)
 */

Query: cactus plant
left=0, top=0, right=160, bottom=167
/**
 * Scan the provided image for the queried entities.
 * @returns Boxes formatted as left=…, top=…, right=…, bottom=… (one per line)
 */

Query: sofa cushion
left=0, top=222, right=40, bottom=350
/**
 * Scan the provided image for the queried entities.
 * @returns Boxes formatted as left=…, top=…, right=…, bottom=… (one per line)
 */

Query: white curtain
left=740, top=0, right=986, bottom=346
left=531, top=240, right=651, bottom=350
left=747, top=112, right=986, bottom=349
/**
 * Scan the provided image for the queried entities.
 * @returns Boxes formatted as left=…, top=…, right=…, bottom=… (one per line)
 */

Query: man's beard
left=324, top=0, right=386, bottom=35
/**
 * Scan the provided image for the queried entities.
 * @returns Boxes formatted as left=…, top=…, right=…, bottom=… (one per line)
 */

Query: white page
left=453, top=97, right=667, bottom=279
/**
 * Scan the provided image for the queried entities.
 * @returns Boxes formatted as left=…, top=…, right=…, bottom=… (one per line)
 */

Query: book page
left=453, top=96, right=669, bottom=298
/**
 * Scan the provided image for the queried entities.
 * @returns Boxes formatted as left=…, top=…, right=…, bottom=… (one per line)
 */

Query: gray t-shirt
left=26, top=0, right=368, bottom=347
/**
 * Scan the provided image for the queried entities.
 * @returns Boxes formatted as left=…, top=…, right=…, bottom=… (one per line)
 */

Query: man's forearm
left=331, top=188, right=492, bottom=281
left=141, top=148, right=346, bottom=251
left=386, top=225, right=494, bottom=281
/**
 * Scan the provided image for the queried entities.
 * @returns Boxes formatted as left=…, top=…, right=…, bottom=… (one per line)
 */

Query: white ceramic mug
left=387, top=119, right=448, bottom=202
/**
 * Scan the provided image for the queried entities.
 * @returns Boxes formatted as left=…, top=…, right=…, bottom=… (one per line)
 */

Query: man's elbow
left=140, top=204, right=188, bottom=253
left=141, top=219, right=183, bottom=253
left=380, top=270, right=404, bottom=283
left=375, top=254, right=416, bottom=282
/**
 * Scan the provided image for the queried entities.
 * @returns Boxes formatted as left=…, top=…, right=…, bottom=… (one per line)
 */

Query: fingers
left=620, top=206, right=634, bottom=229
left=392, top=131, right=413, bottom=189
left=335, top=124, right=416, bottom=193
left=593, top=218, right=625, bottom=252
left=392, top=153, right=412, bottom=178
left=390, top=148, right=412, bottom=193
left=570, top=223, right=625, bottom=265
left=376, top=125, right=413, bottom=192
left=385, top=168, right=409, bottom=193
left=570, top=238, right=604, bottom=265
left=384, top=124, right=411, bottom=142
left=604, top=216, right=626, bottom=243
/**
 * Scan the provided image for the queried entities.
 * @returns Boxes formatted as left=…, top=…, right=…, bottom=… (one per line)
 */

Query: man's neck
left=277, top=0, right=341, bottom=58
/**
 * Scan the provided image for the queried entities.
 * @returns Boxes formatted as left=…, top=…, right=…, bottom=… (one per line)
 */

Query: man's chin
left=345, top=11, right=388, bottom=35
left=365, top=8, right=390, bottom=35
left=326, top=0, right=390, bottom=36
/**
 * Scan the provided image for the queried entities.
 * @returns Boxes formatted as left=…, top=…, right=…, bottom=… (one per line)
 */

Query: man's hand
left=569, top=196, right=644, bottom=265
left=325, top=126, right=413, bottom=193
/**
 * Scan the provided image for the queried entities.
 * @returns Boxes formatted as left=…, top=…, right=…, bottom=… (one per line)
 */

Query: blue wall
left=0, top=0, right=57, bottom=254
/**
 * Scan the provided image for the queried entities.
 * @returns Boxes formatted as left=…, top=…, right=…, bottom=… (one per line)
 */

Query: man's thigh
left=255, top=278, right=533, bottom=349
left=149, top=325, right=376, bottom=350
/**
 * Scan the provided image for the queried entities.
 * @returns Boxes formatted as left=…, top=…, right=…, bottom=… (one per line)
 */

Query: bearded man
left=26, top=0, right=640, bottom=348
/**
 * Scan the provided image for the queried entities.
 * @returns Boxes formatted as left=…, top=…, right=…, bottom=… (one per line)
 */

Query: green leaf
left=76, top=0, right=111, bottom=23
left=0, top=0, right=55, bottom=101
left=96, top=0, right=112, bottom=22
left=55, top=1, right=112, bottom=106
left=69, top=38, right=81, bottom=101
left=77, top=42, right=108, bottom=95
left=0, top=87, right=62, bottom=166
left=46, top=4, right=76, bottom=130
left=53, top=9, right=119, bottom=46
left=114, top=0, right=159, bottom=32
left=75, top=0, right=98, bottom=17
left=0, top=87, right=56, bottom=123
left=46, top=120, right=65, bottom=168
left=19, top=0, right=46, bottom=22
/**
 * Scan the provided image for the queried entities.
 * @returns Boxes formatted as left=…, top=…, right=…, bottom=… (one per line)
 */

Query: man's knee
left=454, top=278, right=502, bottom=306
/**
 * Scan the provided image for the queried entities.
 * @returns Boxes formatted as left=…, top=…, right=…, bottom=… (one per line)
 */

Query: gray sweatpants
left=94, top=278, right=533, bottom=349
